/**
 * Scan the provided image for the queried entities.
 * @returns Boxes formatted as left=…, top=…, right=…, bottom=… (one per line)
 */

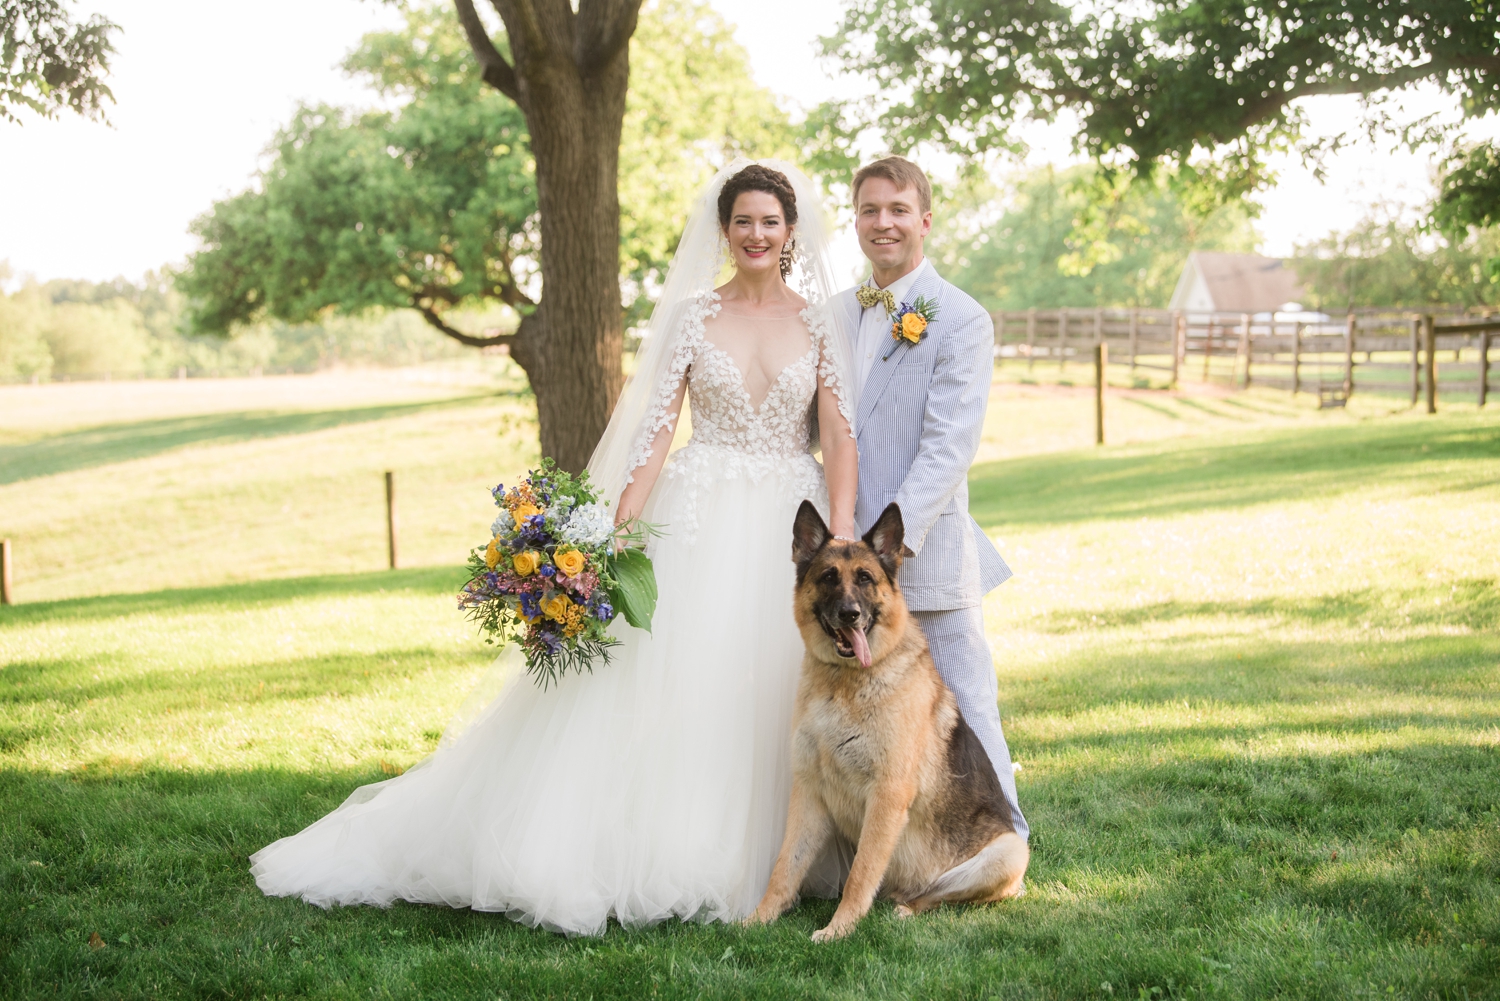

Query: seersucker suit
left=842, top=263, right=1028, bottom=840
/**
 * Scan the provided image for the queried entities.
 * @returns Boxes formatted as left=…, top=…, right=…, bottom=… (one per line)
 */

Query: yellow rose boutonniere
left=554, top=548, right=587, bottom=578
left=901, top=312, right=927, bottom=343
left=884, top=295, right=941, bottom=360
left=541, top=594, right=571, bottom=622
left=512, top=550, right=540, bottom=576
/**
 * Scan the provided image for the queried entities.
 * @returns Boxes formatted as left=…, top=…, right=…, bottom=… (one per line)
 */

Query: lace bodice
left=626, top=292, right=852, bottom=477
left=686, top=326, right=818, bottom=458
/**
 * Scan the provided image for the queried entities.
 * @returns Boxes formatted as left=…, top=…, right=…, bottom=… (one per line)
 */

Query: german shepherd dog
left=748, top=501, right=1028, bottom=942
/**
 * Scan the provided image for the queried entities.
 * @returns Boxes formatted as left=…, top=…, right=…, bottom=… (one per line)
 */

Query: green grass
left=2, top=374, right=1499, bottom=999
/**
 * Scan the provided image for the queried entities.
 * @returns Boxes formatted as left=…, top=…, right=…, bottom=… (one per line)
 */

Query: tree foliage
left=1, top=0, right=117, bottom=123
left=1294, top=213, right=1500, bottom=310
left=178, top=0, right=794, bottom=339
left=928, top=165, right=1258, bottom=310
left=825, top=0, right=1500, bottom=200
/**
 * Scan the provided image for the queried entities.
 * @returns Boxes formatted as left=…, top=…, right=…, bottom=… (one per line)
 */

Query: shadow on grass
left=1027, top=577, right=1500, bottom=634
left=0, top=396, right=494, bottom=485
left=0, top=566, right=469, bottom=626
left=970, top=412, right=1500, bottom=527
left=2, top=731, right=1497, bottom=1000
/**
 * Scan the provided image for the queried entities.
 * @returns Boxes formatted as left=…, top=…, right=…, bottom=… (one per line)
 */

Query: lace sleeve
left=804, top=304, right=856, bottom=438
left=623, top=292, right=720, bottom=483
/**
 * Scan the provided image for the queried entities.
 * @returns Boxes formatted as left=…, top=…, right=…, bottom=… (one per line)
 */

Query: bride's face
left=724, top=191, right=790, bottom=278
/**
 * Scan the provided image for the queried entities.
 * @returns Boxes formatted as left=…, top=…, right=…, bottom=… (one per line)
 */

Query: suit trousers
left=912, top=606, right=1028, bottom=841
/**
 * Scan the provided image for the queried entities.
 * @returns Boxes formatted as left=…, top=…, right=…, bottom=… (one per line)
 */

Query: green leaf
left=606, top=548, right=658, bottom=633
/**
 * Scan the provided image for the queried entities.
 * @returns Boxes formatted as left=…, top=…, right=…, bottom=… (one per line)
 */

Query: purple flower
left=519, top=592, right=542, bottom=620
left=593, top=599, right=613, bottom=621
left=539, top=564, right=556, bottom=578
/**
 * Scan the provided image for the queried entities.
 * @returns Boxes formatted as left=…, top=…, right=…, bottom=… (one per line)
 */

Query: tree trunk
left=455, top=0, right=639, bottom=473
left=523, top=65, right=627, bottom=472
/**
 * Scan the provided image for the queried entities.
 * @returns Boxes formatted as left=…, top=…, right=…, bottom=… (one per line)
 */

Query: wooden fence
left=992, top=307, right=1498, bottom=410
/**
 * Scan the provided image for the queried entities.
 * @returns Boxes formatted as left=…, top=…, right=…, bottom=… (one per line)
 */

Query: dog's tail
left=920, top=831, right=1029, bottom=904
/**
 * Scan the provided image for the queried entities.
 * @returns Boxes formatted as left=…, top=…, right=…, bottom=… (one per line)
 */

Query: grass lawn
left=2, top=372, right=1498, bottom=999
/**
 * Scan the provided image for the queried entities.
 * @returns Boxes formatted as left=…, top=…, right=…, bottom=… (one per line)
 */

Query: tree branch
left=575, top=0, right=643, bottom=73
left=415, top=302, right=518, bottom=347
left=488, top=0, right=552, bottom=64
left=454, top=0, right=522, bottom=104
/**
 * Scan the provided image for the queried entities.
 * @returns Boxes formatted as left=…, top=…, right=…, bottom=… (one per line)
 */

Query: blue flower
left=593, top=599, right=614, bottom=621
left=519, top=593, right=542, bottom=619
left=539, top=564, right=556, bottom=578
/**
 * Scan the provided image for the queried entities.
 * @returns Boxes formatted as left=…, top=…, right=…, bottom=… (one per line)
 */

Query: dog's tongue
left=845, top=627, right=872, bottom=669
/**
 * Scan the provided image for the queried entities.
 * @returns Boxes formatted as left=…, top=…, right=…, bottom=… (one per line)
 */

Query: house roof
left=1170, top=252, right=1305, bottom=312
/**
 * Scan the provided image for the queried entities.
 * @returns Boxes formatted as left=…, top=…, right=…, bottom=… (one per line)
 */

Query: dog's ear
left=863, top=503, right=914, bottom=579
left=792, top=500, right=830, bottom=573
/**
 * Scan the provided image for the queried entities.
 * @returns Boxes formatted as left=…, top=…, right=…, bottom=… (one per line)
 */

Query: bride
left=250, top=161, right=859, bottom=936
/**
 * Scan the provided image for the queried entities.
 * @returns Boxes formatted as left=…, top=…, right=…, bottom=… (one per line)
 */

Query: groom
left=843, top=156, right=1028, bottom=841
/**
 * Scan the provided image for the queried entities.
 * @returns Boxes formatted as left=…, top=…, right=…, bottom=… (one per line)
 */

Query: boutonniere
left=882, top=295, right=940, bottom=361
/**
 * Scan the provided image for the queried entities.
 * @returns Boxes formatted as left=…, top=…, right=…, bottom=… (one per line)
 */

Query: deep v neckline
left=699, top=341, right=817, bottom=416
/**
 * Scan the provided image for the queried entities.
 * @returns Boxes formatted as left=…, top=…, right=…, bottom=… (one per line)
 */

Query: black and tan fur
left=749, top=501, right=1028, bottom=942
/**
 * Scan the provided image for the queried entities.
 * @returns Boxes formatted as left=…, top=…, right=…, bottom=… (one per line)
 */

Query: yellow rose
left=541, top=594, right=571, bottom=622
left=484, top=537, right=501, bottom=569
left=554, top=548, right=587, bottom=578
left=901, top=312, right=927, bottom=343
left=512, top=502, right=542, bottom=528
left=512, top=550, right=540, bottom=576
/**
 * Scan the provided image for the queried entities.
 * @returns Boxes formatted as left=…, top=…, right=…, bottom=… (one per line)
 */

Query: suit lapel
left=856, top=265, right=945, bottom=434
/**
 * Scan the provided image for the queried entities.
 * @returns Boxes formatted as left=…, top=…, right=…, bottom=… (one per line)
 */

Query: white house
left=1168, top=252, right=1305, bottom=314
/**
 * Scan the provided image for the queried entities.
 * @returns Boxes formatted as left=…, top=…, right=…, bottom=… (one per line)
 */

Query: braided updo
left=717, top=164, right=799, bottom=277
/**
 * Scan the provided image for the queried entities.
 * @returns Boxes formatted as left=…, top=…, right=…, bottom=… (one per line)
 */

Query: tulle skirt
left=250, top=443, right=828, bottom=936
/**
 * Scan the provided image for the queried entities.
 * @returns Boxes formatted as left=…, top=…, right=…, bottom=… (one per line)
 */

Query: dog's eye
left=855, top=569, right=875, bottom=585
left=820, top=567, right=840, bottom=585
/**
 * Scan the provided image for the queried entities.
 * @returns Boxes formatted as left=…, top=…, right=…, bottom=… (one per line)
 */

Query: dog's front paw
left=811, top=921, right=856, bottom=943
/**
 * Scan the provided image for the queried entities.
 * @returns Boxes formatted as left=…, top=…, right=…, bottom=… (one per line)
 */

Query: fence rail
left=992, top=307, right=1497, bottom=411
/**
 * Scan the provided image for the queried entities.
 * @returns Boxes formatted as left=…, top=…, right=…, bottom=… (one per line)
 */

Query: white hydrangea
left=561, top=501, right=614, bottom=548
left=490, top=514, right=510, bottom=537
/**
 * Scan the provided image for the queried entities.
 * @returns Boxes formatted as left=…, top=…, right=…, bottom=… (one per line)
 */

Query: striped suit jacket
left=845, top=265, right=1012, bottom=611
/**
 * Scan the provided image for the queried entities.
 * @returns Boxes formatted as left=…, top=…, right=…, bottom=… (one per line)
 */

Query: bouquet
left=458, top=459, right=658, bottom=688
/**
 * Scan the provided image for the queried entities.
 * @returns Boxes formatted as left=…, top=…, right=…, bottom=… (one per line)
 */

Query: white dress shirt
left=853, top=257, right=933, bottom=399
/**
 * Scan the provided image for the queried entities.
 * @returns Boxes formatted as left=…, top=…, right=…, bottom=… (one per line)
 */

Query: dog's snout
left=836, top=600, right=862, bottom=626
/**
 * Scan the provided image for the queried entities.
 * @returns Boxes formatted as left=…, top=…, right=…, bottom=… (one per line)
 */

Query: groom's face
left=855, top=178, right=932, bottom=276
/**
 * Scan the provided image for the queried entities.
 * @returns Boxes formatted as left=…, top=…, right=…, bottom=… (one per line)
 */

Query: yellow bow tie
left=856, top=285, right=896, bottom=314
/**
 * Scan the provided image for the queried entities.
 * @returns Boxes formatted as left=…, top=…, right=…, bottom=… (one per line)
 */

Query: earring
left=779, top=237, right=796, bottom=279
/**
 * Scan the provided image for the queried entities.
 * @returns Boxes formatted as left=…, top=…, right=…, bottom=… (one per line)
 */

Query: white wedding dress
left=250, top=299, right=847, bottom=935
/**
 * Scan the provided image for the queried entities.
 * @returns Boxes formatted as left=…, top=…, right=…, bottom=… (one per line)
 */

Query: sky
left=0, top=0, right=1493, bottom=284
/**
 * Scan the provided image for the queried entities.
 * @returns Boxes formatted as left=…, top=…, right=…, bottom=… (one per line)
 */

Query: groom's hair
left=852, top=156, right=932, bottom=215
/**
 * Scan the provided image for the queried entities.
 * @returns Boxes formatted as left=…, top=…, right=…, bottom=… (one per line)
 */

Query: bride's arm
left=818, top=381, right=858, bottom=540
left=614, top=373, right=687, bottom=527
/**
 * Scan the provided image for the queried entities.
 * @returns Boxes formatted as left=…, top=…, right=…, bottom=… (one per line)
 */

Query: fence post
left=1, top=539, right=10, bottom=606
left=1424, top=314, right=1437, bottom=414
left=1291, top=322, right=1302, bottom=395
left=1170, top=311, right=1183, bottom=387
left=1202, top=318, right=1214, bottom=381
left=1238, top=314, right=1251, bottom=388
left=1128, top=309, right=1139, bottom=370
left=1481, top=328, right=1492, bottom=408
left=1344, top=313, right=1356, bottom=399
left=384, top=471, right=399, bottom=569
left=1058, top=308, right=1069, bottom=371
left=1026, top=308, right=1036, bottom=371
left=1410, top=316, right=1421, bottom=406
left=1094, top=307, right=1104, bottom=350
left=1095, top=343, right=1107, bottom=446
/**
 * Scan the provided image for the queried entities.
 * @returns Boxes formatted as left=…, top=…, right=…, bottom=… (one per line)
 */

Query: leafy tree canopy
left=823, top=0, right=1500, bottom=204
left=1294, top=211, right=1500, bottom=310
left=1, top=0, right=117, bottom=123
left=178, top=0, right=796, bottom=342
left=928, top=164, right=1258, bottom=310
